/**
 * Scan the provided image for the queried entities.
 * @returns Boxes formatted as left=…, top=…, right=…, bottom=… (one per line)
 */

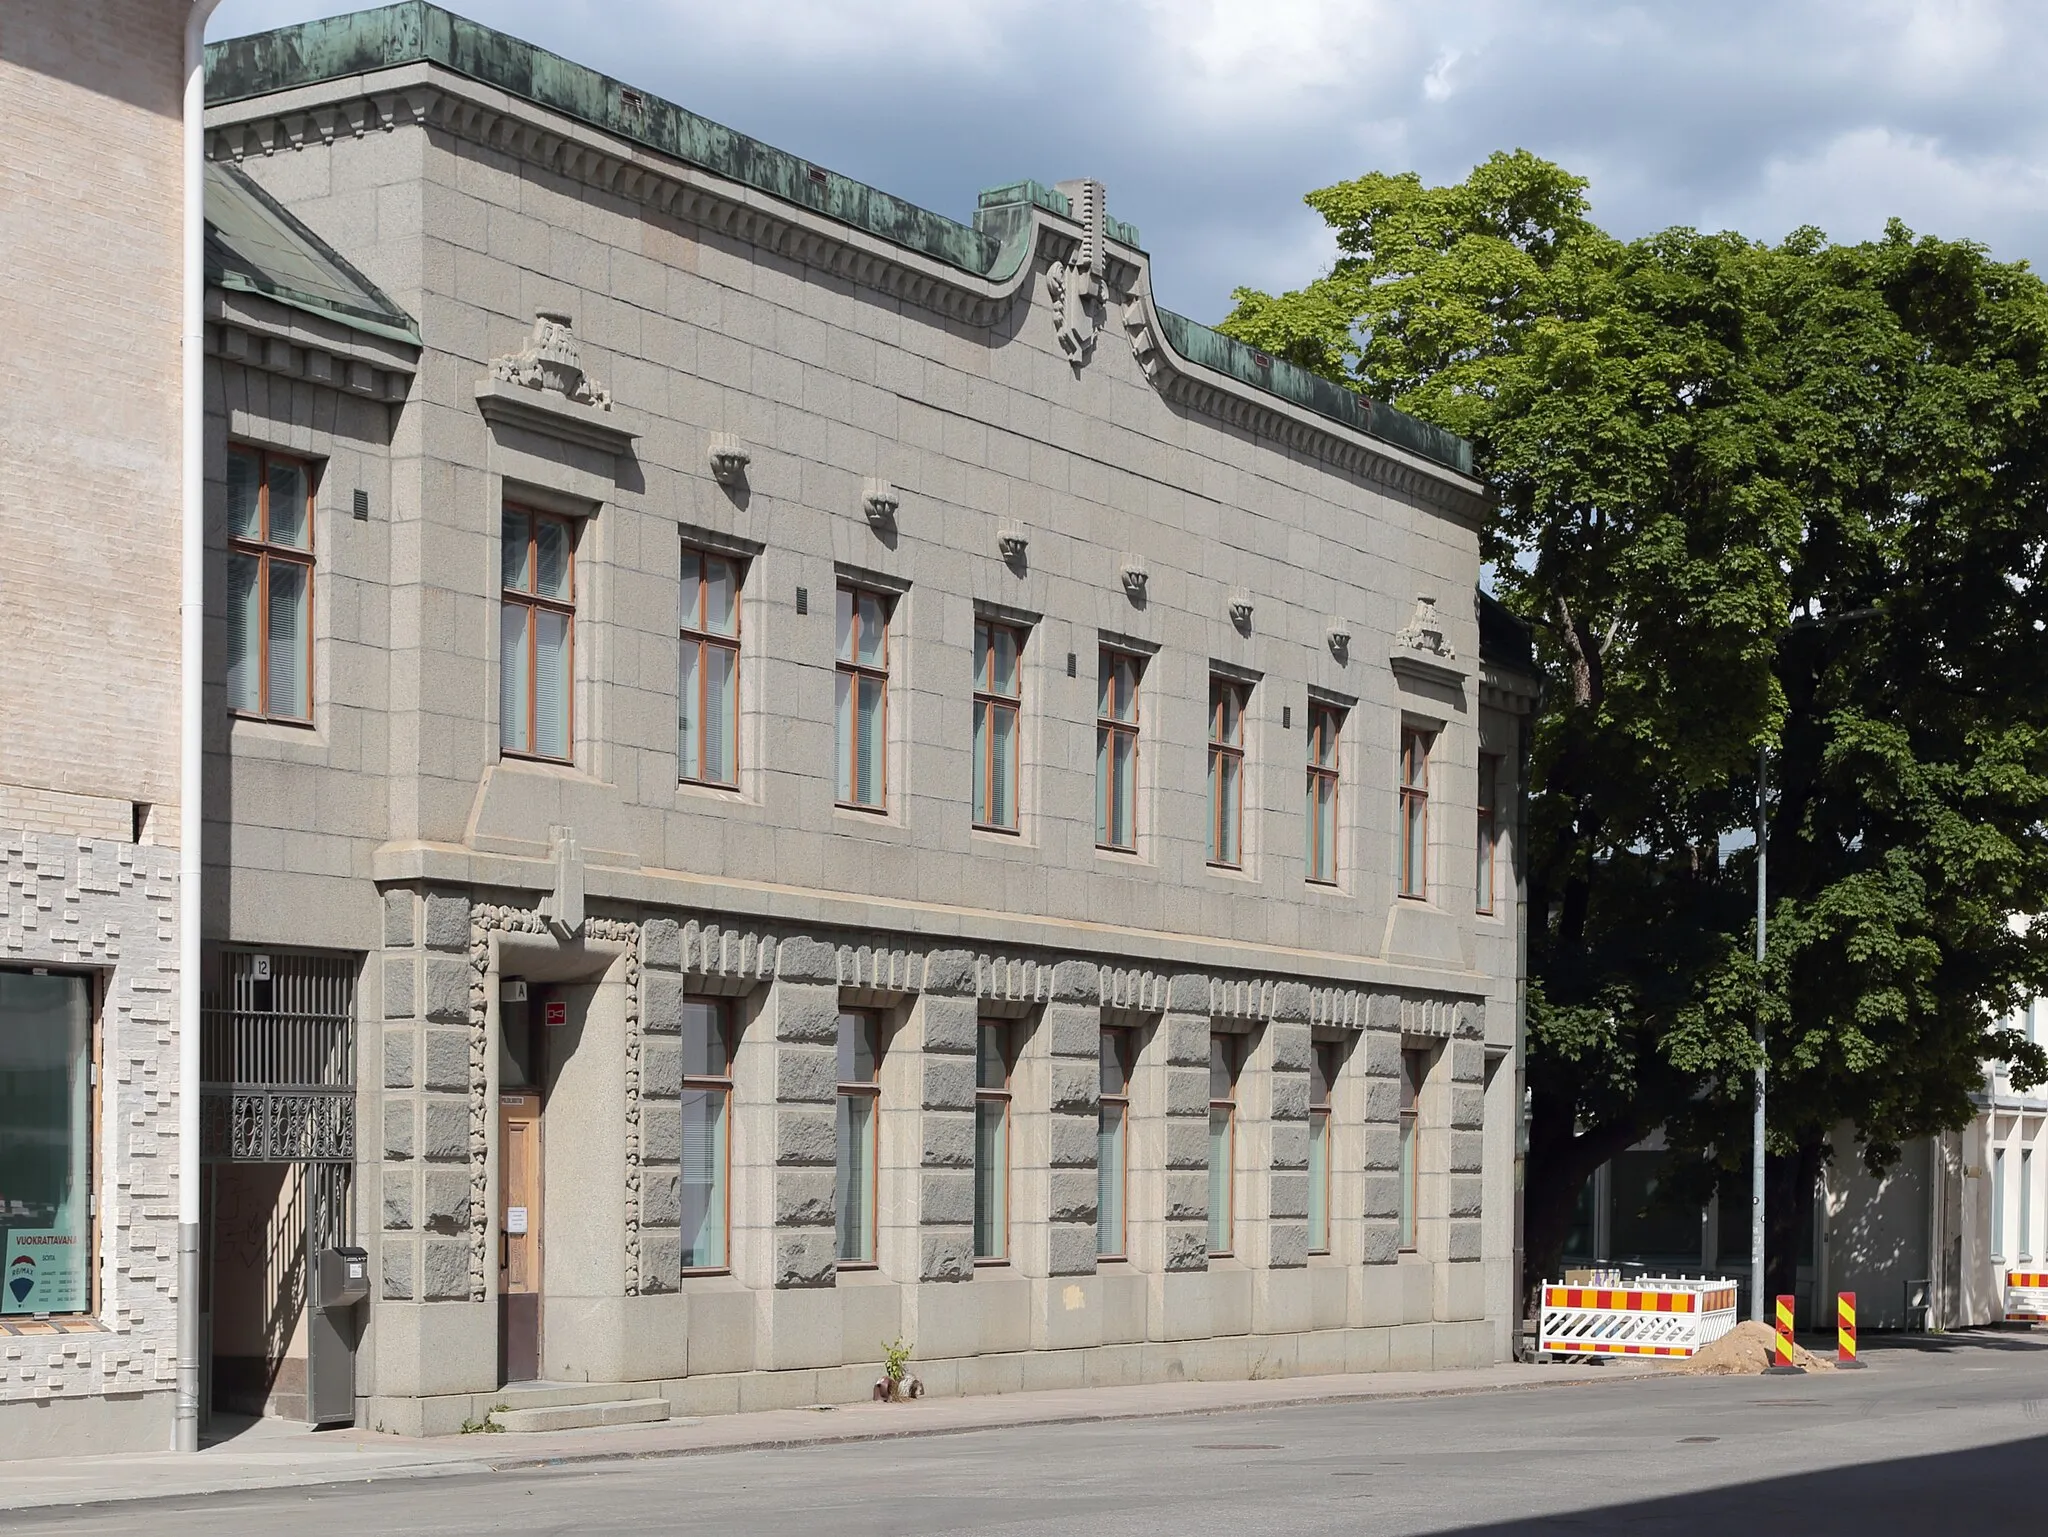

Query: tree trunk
left=1763, top=1140, right=1823, bottom=1320
left=1523, top=1088, right=1641, bottom=1310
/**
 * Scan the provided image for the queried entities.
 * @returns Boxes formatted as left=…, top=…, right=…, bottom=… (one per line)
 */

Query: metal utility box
left=308, top=1245, right=370, bottom=1425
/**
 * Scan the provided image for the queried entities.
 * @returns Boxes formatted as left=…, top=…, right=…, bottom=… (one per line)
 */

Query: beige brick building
left=0, top=0, right=191, bottom=1458
left=183, top=2, right=1538, bottom=1437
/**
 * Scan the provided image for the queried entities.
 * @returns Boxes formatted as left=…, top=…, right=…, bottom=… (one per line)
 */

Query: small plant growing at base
left=881, top=1337, right=913, bottom=1386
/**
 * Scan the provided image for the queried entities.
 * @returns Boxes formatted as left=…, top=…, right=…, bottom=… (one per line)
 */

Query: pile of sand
left=1673, top=1319, right=1836, bottom=1375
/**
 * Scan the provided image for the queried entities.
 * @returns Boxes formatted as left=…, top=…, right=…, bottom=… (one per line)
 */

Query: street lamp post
left=1753, top=742, right=1768, bottom=1326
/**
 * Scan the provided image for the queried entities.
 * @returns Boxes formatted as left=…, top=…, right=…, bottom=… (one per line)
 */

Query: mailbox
left=307, top=1245, right=370, bottom=1426
left=313, top=1245, right=371, bottom=1311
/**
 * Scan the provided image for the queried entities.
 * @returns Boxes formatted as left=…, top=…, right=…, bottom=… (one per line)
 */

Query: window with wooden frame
left=1309, top=1040, right=1338, bottom=1255
left=1476, top=752, right=1503, bottom=913
left=1208, top=1032, right=1242, bottom=1257
left=1399, top=1048, right=1429, bottom=1251
left=1207, top=675, right=1248, bottom=868
left=0, top=969, right=95, bottom=1321
left=1097, top=1027, right=1133, bottom=1259
left=835, top=586, right=891, bottom=810
left=679, top=546, right=741, bottom=787
left=678, top=998, right=733, bottom=1271
left=1306, top=703, right=1343, bottom=885
left=1399, top=726, right=1434, bottom=899
left=974, top=1021, right=1014, bottom=1262
left=1096, top=648, right=1143, bottom=851
left=225, top=446, right=314, bottom=722
left=973, top=619, right=1023, bottom=832
left=501, top=505, right=576, bottom=762
left=835, top=1011, right=881, bottom=1264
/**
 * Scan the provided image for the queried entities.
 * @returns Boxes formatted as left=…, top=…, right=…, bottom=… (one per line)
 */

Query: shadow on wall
left=1435, top=1434, right=2048, bottom=1537
left=1830, top=1142, right=1928, bottom=1330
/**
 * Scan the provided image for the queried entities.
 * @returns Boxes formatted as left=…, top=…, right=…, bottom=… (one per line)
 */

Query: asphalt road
left=16, top=1333, right=2048, bottom=1536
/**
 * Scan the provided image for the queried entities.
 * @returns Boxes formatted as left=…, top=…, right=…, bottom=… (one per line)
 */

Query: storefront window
left=0, top=971, right=92, bottom=1317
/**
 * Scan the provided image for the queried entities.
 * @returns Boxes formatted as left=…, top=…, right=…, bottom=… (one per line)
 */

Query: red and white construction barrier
left=2006, top=1270, right=2048, bottom=1324
left=1537, top=1276, right=1740, bottom=1360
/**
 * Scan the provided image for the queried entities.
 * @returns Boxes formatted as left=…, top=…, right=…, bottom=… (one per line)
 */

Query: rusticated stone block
left=383, top=953, right=416, bottom=1019
left=381, top=1169, right=413, bottom=1231
left=383, top=1028, right=415, bottom=1089
left=422, top=956, right=468, bottom=1023
left=774, top=1231, right=836, bottom=1288
left=382, top=1097, right=415, bottom=1161
left=423, top=891, right=470, bottom=951
left=774, top=935, right=838, bottom=984
left=423, top=1028, right=468, bottom=1091
left=382, top=1240, right=415, bottom=1300
left=641, top=916, right=681, bottom=970
left=774, top=1168, right=836, bottom=1227
left=776, top=1104, right=837, bottom=1166
left=382, top=888, right=416, bottom=947
left=422, top=1169, right=470, bottom=1234
left=421, top=1239, right=469, bottom=1299
left=421, top=1097, right=468, bottom=1162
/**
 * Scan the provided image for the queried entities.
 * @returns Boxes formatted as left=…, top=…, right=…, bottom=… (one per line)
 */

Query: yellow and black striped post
left=1765, top=1292, right=1805, bottom=1374
left=1837, top=1291, right=1866, bottom=1368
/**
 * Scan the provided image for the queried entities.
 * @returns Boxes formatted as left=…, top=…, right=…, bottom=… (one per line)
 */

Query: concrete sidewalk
left=0, top=1360, right=1674, bottom=1513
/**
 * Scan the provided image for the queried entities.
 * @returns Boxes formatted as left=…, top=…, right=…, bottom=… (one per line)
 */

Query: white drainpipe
left=178, top=0, right=224, bottom=1455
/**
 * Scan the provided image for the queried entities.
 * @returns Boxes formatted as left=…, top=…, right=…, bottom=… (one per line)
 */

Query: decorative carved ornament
left=708, top=433, right=749, bottom=485
left=1119, top=556, right=1149, bottom=598
left=1326, top=619, right=1352, bottom=662
left=491, top=311, right=612, bottom=409
left=862, top=479, right=900, bottom=525
left=1396, top=595, right=1455, bottom=660
left=1390, top=594, right=1466, bottom=687
left=1049, top=179, right=1108, bottom=362
left=998, top=526, right=1029, bottom=562
left=1229, top=591, right=1254, bottom=633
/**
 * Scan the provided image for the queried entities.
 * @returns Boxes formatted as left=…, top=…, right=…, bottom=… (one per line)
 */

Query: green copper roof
left=205, top=2, right=1468, bottom=476
left=205, top=161, right=419, bottom=344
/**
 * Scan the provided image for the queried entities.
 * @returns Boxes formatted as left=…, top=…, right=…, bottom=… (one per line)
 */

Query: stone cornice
left=373, top=838, right=1491, bottom=1003
left=206, top=285, right=416, bottom=402
left=204, top=62, right=1485, bottom=518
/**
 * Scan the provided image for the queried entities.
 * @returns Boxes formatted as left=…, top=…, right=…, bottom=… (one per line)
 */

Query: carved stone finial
left=490, top=311, right=612, bottom=410
left=1050, top=178, right=1109, bottom=362
left=708, top=433, right=749, bottom=485
left=862, top=479, right=900, bottom=526
left=998, top=526, right=1029, bottom=562
left=1394, top=595, right=1455, bottom=660
left=1229, top=591, right=1254, bottom=633
left=1120, top=555, right=1149, bottom=598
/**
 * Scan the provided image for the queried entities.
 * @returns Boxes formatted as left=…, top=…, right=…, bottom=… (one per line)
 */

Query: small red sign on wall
left=543, top=1000, right=568, bottom=1027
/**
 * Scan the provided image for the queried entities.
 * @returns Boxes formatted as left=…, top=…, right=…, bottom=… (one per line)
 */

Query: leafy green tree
left=1224, top=153, right=2048, bottom=1299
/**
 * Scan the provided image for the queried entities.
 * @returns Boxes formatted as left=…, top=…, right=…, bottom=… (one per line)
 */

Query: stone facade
left=198, top=4, right=1536, bottom=1434
left=0, top=0, right=188, bottom=1458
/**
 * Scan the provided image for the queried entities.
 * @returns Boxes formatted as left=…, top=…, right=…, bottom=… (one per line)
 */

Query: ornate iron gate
left=200, top=949, right=357, bottom=1243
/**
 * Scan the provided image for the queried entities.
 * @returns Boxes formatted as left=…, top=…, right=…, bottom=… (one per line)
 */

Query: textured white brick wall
left=0, top=832, right=182, bottom=1411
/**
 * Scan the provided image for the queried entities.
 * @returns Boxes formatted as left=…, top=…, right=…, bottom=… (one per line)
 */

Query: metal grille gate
left=199, top=949, right=359, bottom=1421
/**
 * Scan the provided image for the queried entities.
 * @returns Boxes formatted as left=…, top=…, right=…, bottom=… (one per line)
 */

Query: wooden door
left=498, top=1093, right=542, bottom=1383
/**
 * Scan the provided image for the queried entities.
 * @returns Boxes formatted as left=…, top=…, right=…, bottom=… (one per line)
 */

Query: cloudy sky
left=209, top=0, right=2048, bottom=323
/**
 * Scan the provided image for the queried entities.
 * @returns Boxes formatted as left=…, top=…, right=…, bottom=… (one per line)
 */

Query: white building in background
left=1567, top=993, right=2046, bottom=1335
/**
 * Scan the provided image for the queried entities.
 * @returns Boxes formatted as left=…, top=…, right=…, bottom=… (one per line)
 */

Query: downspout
left=178, top=0, right=224, bottom=1456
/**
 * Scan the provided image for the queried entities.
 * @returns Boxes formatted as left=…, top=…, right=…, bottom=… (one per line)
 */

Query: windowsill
left=1396, top=892, right=1431, bottom=904
left=972, top=822, right=1023, bottom=838
left=680, top=1267, right=734, bottom=1281
left=500, top=750, right=580, bottom=772
left=0, top=1316, right=107, bottom=1336
left=230, top=710, right=316, bottom=731
left=1305, top=877, right=1341, bottom=891
left=973, top=1258, right=1011, bottom=1270
left=1095, top=844, right=1143, bottom=863
left=834, top=1261, right=881, bottom=1275
left=1097, top=1253, right=1129, bottom=1264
